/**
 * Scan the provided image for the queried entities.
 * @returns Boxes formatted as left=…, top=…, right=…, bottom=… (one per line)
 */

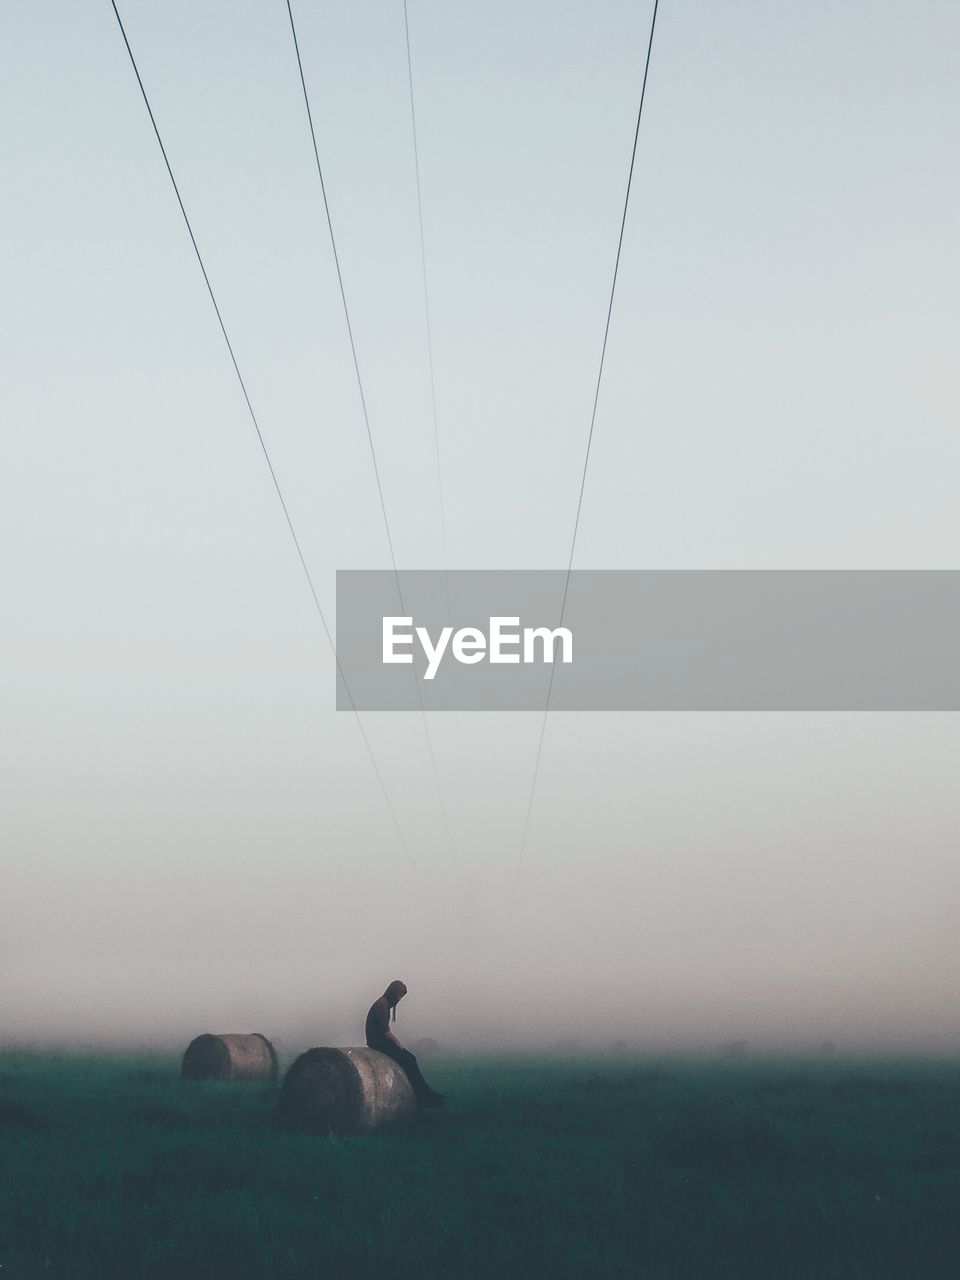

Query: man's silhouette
left=365, top=980, right=445, bottom=1108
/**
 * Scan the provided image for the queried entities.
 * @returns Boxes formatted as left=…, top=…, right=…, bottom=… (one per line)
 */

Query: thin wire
left=284, top=0, right=399, bottom=576
left=401, top=0, right=459, bottom=717
left=515, top=0, right=662, bottom=888
left=108, top=0, right=417, bottom=873
left=284, top=0, right=456, bottom=859
left=402, top=0, right=448, bottom=573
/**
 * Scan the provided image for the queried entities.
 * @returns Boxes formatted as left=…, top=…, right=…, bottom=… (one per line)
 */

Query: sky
left=2, top=0, right=959, bottom=1054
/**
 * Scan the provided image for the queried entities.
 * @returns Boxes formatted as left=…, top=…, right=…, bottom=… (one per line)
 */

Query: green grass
left=2, top=1051, right=960, bottom=1278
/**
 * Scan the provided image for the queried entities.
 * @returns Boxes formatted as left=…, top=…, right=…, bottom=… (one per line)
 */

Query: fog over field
left=3, top=0, right=959, bottom=1054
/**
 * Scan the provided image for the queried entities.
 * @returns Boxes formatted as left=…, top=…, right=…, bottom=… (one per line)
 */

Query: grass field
left=2, top=1050, right=959, bottom=1278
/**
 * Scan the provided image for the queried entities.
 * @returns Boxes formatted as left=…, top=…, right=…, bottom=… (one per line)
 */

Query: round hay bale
left=276, top=1047, right=416, bottom=1135
left=181, top=1033, right=278, bottom=1082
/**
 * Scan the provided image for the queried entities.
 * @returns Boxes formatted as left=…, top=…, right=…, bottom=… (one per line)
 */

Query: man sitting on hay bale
left=365, top=980, right=446, bottom=1109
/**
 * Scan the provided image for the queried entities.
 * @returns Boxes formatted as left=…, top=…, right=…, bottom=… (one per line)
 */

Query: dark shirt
left=365, top=996, right=391, bottom=1048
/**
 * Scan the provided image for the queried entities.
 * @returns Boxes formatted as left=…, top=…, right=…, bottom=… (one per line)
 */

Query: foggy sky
left=2, top=0, right=959, bottom=1055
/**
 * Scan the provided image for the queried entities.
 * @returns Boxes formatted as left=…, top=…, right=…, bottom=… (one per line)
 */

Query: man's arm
left=370, top=999, right=402, bottom=1049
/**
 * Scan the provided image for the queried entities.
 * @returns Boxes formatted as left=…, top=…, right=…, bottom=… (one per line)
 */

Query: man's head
left=384, top=979, right=407, bottom=1008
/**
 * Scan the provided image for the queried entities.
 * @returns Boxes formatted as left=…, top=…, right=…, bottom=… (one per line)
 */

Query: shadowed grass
left=1, top=1051, right=959, bottom=1277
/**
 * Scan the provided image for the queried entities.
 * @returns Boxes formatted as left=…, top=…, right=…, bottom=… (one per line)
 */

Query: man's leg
left=394, top=1048, right=432, bottom=1100
left=374, top=1042, right=435, bottom=1103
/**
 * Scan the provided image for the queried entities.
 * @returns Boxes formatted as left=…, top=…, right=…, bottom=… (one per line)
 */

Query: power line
left=284, top=0, right=456, bottom=860
left=283, top=0, right=399, bottom=578
left=108, top=0, right=417, bottom=873
left=515, top=0, right=662, bottom=886
left=402, top=0, right=448, bottom=573
left=401, top=0, right=459, bottom=717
